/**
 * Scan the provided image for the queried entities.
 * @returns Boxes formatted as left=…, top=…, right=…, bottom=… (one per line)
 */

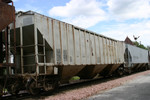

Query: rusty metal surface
left=77, top=65, right=107, bottom=78
left=1, top=0, right=12, bottom=3
left=0, top=0, right=16, bottom=71
left=0, top=1, right=15, bottom=31
left=0, top=63, right=15, bottom=67
left=60, top=65, right=85, bottom=83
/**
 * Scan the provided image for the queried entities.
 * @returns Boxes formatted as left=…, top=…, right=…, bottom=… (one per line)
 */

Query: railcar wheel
left=44, top=81, right=59, bottom=92
left=10, top=83, right=20, bottom=95
left=28, top=81, right=40, bottom=95
left=117, top=67, right=124, bottom=76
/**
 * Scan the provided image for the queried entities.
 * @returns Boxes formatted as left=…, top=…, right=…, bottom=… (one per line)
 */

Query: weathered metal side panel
left=120, top=42, right=125, bottom=63
left=74, top=28, right=80, bottom=65
left=118, top=42, right=125, bottom=63
left=107, top=40, right=110, bottom=63
left=107, top=39, right=110, bottom=64
left=80, top=30, right=86, bottom=64
left=112, top=40, right=115, bottom=63
left=95, top=35, right=100, bottom=64
left=116, top=42, right=119, bottom=63
left=90, top=34, right=96, bottom=64
left=105, top=39, right=109, bottom=64
left=34, top=14, right=53, bottom=50
left=60, top=22, right=68, bottom=65
left=105, top=39, right=108, bottom=63
left=99, top=37, right=103, bottom=64
left=102, top=38, right=106, bottom=64
left=119, top=42, right=122, bottom=62
left=114, top=41, right=118, bottom=63
left=110, top=40, right=114, bottom=63
left=53, top=20, right=61, bottom=64
left=85, top=32, right=90, bottom=64
left=109, top=40, right=112, bottom=63
left=108, top=40, right=112, bottom=63
left=67, top=24, right=74, bottom=65
left=69, top=28, right=125, bottom=65
left=14, top=11, right=126, bottom=66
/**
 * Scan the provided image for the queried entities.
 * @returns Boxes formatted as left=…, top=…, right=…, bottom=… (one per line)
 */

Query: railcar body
left=124, top=44, right=149, bottom=72
left=8, top=11, right=125, bottom=94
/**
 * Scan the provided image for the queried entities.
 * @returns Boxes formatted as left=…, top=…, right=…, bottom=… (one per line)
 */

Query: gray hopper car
left=13, top=11, right=125, bottom=78
left=9, top=11, right=125, bottom=94
left=124, top=44, right=149, bottom=73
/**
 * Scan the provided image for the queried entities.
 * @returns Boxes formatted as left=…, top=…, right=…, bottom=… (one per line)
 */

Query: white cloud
left=48, top=0, right=150, bottom=28
left=48, top=0, right=150, bottom=45
left=107, top=0, right=150, bottom=20
left=100, top=20, right=150, bottom=46
left=48, top=0, right=106, bottom=28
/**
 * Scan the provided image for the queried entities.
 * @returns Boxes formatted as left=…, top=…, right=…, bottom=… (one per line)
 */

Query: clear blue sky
left=13, top=0, right=150, bottom=46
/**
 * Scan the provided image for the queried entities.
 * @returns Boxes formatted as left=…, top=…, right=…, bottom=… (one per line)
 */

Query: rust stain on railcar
left=0, top=0, right=15, bottom=31
left=83, top=31, right=87, bottom=64
left=59, top=21, right=63, bottom=65
left=66, top=24, right=69, bottom=64
left=72, top=26, right=76, bottom=64
left=112, top=40, right=115, bottom=63
left=47, top=17, right=50, bottom=34
left=51, top=19, right=56, bottom=64
left=79, top=30, right=82, bottom=64
left=94, top=34, right=97, bottom=64
left=102, top=38, right=105, bottom=64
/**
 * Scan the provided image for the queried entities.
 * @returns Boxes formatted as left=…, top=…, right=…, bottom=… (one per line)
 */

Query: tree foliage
left=133, top=41, right=148, bottom=50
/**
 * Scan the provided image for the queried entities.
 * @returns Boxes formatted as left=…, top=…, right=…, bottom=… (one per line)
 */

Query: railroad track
left=0, top=76, right=127, bottom=99
left=1, top=71, right=148, bottom=100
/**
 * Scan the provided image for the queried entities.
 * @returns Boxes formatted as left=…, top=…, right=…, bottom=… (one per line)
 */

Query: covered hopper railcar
left=8, top=11, right=125, bottom=94
left=124, top=44, right=150, bottom=73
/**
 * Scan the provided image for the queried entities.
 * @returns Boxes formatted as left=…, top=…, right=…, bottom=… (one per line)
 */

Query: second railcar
left=124, top=44, right=149, bottom=73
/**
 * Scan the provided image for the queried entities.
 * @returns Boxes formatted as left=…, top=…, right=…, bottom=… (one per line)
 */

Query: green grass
left=70, top=76, right=80, bottom=81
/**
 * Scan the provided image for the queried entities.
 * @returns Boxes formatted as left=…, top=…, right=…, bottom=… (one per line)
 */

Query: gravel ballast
left=44, top=70, right=150, bottom=100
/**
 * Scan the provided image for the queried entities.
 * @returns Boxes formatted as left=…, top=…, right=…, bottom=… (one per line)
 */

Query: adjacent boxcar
left=124, top=44, right=149, bottom=72
left=0, top=0, right=16, bottom=96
